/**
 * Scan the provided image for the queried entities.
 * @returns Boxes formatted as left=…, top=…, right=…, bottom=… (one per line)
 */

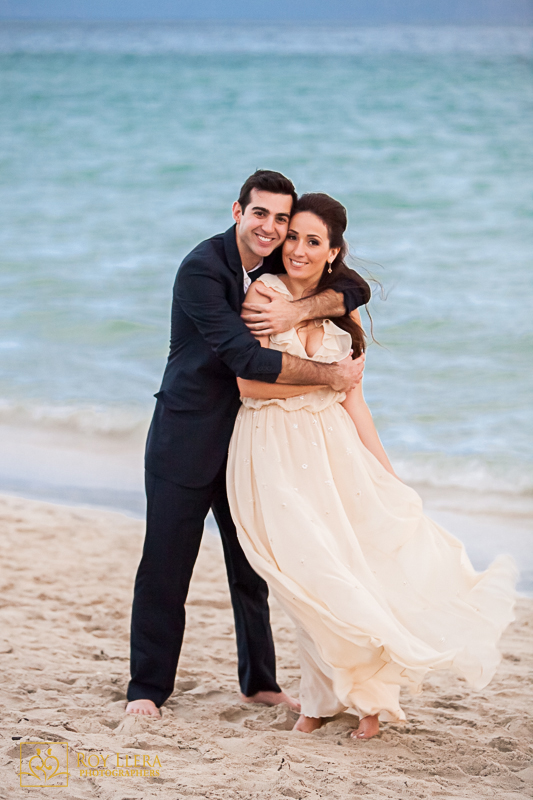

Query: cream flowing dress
left=227, top=274, right=517, bottom=722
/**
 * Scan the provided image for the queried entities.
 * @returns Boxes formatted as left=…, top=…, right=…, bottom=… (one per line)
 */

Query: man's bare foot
left=350, top=714, right=379, bottom=739
left=125, top=699, right=161, bottom=717
left=241, top=690, right=301, bottom=713
left=293, top=714, right=323, bottom=733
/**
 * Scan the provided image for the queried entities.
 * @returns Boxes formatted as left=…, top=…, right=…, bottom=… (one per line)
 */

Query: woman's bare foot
left=125, top=699, right=161, bottom=717
left=293, top=714, right=323, bottom=733
left=350, top=714, right=379, bottom=739
left=241, top=690, right=301, bottom=713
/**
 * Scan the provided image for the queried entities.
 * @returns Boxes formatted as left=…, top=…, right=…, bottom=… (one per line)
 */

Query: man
left=127, top=170, right=370, bottom=716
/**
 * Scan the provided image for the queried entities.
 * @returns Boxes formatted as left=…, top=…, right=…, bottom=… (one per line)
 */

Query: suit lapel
left=223, top=225, right=242, bottom=276
left=223, top=225, right=245, bottom=304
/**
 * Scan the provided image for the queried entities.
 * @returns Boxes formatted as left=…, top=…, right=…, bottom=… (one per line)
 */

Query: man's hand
left=241, top=284, right=302, bottom=336
left=329, top=353, right=365, bottom=392
left=277, top=349, right=365, bottom=388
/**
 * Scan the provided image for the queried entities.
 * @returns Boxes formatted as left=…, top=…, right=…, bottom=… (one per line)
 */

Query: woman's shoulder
left=252, top=273, right=293, bottom=299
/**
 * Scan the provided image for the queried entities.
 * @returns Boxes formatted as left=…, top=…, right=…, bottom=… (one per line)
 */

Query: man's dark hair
left=238, top=169, right=297, bottom=212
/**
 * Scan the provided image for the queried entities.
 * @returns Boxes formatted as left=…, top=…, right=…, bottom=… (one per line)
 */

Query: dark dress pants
left=128, top=463, right=280, bottom=707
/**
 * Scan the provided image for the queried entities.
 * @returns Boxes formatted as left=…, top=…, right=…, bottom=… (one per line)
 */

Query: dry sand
left=0, top=493, right=531, bottom=800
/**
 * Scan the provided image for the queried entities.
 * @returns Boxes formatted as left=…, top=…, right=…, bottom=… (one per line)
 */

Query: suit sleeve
left=175, top=258, right=282, bottom=383
left=332, top=275, right=372, bottom=314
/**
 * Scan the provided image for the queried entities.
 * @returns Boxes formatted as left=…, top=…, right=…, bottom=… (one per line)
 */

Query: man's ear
left=232, top=201, right=243, bottom=225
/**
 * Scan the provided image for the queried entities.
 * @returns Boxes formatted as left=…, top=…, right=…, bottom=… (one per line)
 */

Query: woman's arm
left=341, top=382, right=398, bottom=478
left=341, top=310, right=399, bottom=479
left=237, top=378, right=325, bottom=400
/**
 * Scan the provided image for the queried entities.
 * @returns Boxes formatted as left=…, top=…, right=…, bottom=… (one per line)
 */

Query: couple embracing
left=126, top=170, right=516, bottom=739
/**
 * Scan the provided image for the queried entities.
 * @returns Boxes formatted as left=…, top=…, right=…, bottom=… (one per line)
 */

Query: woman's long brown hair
left=292, top=193, right=371, bottom=358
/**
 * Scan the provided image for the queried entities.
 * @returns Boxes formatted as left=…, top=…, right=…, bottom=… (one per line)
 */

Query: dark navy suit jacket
left=145, top=225, right=370, bottom=488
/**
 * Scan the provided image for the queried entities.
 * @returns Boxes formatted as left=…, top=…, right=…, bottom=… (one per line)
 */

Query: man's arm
left=177, top=261, right=364, bottom=392
left=241, top=284, right=343, bottom=337
left=176, top=258, right=282, bottom=383
left=240, top=282, right=365, bottom=391
left=278, top=351, right=363, bottom=390
left=241, top=276, right=370, bottom=337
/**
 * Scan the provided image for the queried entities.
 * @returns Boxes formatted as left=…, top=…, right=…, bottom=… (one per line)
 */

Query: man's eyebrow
left=252, top=206, right=290, bottom=219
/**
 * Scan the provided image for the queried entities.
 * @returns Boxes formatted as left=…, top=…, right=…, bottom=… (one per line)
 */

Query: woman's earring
left=327, top=262, right=333, bottom=274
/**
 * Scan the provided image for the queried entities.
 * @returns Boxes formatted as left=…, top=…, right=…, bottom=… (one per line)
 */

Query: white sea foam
left=395, top=453, right=533, bottom=498
left=0, top=399, right=148, bottom=438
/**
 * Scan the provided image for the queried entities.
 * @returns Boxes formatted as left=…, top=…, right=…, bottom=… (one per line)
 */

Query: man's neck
left=236, top=230, right=264, bottom=271
left=243, top=258, right=263, bottom=272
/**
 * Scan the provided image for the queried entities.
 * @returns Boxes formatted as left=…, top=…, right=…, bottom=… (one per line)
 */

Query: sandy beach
left=0, top=493, right=531, bottom=799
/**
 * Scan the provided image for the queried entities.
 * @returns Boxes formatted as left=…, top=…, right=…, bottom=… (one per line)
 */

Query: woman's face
left=282, top=211, right=340, bottom=284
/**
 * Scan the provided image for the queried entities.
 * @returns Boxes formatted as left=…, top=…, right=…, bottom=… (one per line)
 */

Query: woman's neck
left=280, top=274, right=319, bottom=301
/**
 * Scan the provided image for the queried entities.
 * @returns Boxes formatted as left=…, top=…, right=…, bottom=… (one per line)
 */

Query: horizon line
left=2, top=18, right=533, bottom=26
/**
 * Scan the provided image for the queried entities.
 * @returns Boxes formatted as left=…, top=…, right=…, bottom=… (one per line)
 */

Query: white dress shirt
left=242, top=260, right=263, bottom=294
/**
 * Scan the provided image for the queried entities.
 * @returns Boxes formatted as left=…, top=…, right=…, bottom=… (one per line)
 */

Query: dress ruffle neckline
left=255, top=274, right=352, bottom=364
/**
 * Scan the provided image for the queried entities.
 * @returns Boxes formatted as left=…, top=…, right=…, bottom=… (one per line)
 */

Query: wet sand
left=0, top=494, right=532, bottom=799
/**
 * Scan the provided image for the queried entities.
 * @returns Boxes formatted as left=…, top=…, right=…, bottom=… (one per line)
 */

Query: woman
left=226, top=193, right=516, bottom=739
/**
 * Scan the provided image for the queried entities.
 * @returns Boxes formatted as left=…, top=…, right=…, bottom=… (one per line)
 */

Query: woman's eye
left=287, top=233, right=296, bottom=240
left=309, top=239, right=319, bottom=246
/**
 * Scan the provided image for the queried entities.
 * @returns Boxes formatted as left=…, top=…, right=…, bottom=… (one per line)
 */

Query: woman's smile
left=282, top=211, right=340, bottom=291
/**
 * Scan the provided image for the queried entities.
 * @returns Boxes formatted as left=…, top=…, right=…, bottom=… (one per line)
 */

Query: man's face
left=233, top=188, right=293, bottom=265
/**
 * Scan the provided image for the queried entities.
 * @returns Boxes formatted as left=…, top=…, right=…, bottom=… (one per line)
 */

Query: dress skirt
left=227, top=391, right=517, bottom=721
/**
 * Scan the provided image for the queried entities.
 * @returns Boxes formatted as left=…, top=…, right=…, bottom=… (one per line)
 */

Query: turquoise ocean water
left=0, top=24, right=532, bottom=538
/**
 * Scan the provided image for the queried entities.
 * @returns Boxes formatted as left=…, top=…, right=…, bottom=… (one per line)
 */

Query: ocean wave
left=395, top=453, right=533, bottom=497
left=1, top=400, right=532, bottom=509
left=394, top=453, right=533, bottom=519
left=0, top=399, right=149, bottom=438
